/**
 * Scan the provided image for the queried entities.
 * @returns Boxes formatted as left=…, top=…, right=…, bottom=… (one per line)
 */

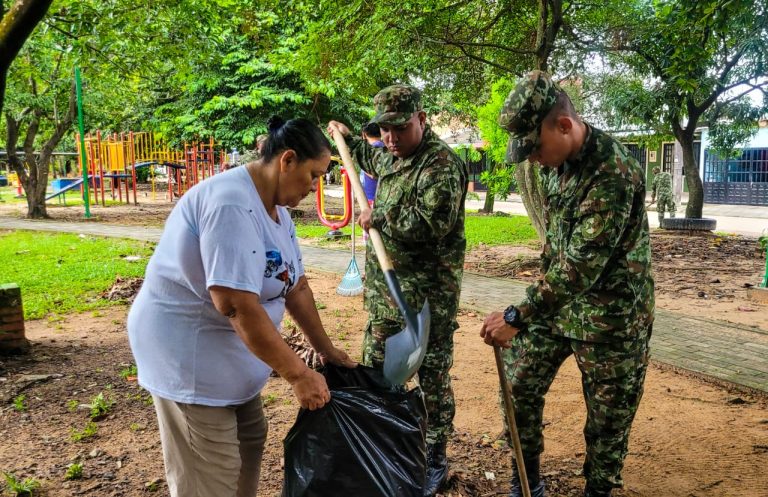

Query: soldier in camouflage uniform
left=327, top=84, right=468, bottom=497
left=651, top=166, right=676, bottom=224
left=480, top=71, right=655, bottom=497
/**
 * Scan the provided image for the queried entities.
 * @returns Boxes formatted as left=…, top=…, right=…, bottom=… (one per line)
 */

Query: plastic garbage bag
left=282, top=364, right=427, bottom=497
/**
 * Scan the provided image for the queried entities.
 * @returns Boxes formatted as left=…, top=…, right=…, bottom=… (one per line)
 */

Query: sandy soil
left=1, top=269, right=766, bottom=497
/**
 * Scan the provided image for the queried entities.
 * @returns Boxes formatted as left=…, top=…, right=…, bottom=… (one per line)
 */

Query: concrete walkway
left=1, top=216, right=766, bottom=393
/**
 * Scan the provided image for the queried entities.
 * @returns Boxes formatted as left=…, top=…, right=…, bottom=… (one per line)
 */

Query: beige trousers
left=153, top=394, right=268, bottom=497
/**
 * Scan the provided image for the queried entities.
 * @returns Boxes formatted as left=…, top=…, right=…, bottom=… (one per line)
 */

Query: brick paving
left=1, top=216, right=766, bottom=392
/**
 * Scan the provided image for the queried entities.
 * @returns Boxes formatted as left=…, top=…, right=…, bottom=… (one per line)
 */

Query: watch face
left=504, top=306, right=518, bottom=325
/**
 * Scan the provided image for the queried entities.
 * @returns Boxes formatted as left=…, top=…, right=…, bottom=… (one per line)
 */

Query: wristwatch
left=503, top=305, right=525, bottom=329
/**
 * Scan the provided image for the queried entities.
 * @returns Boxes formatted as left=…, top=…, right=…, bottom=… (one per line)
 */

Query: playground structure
left=316, top=158, right=353, bottom=235
left=62, top=131, right=227, bottom=205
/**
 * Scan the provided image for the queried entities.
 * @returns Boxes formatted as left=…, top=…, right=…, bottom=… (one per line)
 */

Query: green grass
left=0, top=231, right=154, bottom=319
left=3, top=472, right=41, bottom=496
left=294, top=213, right=539, bottom=249
left=0, top=185, right=24, bottom=203
left=464, top=213, right=539, bottom=248
left=294, top=221, right=364, bottom=239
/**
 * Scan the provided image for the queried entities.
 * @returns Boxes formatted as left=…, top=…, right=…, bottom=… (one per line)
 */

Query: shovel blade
left=383, top=299, right=431, bottom=385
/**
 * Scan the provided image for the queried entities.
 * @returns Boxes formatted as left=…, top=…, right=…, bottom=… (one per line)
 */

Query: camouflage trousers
left=362, top=315, right=456, bottom=445
left=657, top=194, right=676, bottom=223
left=500, top=324, right=651, bottom=490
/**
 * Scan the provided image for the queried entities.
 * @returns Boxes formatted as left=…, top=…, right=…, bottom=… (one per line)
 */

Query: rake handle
left=494, top=345, right=532, bottom=497
left=331, top=129, right=392, bottom=272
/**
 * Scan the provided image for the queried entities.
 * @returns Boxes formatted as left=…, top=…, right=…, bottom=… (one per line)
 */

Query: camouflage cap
left=371, top=84, right=423, bottom=126
left=498, top=70, right=562, bottom=163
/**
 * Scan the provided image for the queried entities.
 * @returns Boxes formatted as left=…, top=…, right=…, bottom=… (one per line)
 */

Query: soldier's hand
left=327, top=121, right=351, bottom=137
left=480, top=311, right=521, bottom=348
left=358, top=207, right=372, bottom=231
left=318, top=345, right=357, bottom=369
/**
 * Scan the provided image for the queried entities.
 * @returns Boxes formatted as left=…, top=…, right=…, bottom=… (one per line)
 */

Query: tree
left=149, top=11, right=373, bottom=151
left=475, top=78, right=516, bottom=214
left=0, top=0, right=53, bottom=116
left=578, top=0, right=768, bottom=218
left=2, top=0, right=236, bottom=217
left=286, top=0, right=569, bottom=240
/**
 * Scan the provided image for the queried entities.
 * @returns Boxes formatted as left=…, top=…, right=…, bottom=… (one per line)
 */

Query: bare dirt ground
left=465, top=231, right=768, bottom=332
left=1, top=269, right=767, bottom=497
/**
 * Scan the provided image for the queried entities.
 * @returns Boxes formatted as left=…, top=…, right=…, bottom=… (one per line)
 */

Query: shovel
left=331, top=128, right=431, bottom=385
left=494, top=345, right=531, bottom=497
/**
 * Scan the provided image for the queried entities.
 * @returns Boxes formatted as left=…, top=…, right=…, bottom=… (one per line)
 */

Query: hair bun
left=267, top=115, right=286, bottom=134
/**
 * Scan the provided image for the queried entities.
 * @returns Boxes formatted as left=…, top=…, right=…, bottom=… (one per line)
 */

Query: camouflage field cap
left=499, top=70, right=562, bottom=163
left=371, top=84, right=423, bottom=126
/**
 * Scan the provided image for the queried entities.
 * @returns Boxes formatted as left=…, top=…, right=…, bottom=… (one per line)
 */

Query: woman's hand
left=289, top=368, right=332, bottom=410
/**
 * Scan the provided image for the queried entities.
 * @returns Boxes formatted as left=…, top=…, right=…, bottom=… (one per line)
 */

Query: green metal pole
left=75, top=67, right=91, bottom=219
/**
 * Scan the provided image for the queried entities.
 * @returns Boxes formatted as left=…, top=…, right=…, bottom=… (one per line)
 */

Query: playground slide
left=45, top=179, right=84, bottom=201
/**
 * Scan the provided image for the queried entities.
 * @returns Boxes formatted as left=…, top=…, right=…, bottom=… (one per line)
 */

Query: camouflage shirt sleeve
left=371, top=156, right=464, bottom=243
left=518, top=175, right=634, bottom=323
left=345, top=135, right=384, bottom=177
left=651, top=175, right=659, bottom=197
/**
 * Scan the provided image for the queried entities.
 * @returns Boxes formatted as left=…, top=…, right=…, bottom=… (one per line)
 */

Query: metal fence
left=704, top=147, right=768, bottom=205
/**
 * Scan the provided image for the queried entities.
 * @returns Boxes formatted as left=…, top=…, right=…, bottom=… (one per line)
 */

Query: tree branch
left=0, top=0, right=54, bottom=115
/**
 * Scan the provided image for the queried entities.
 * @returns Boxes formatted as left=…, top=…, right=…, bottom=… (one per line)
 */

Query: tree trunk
left=5, top=81, right=75, bottom=219
left=24, top=156, right=49, bottom=218
left=515, top=161, right=547, bottom=241
left=511, top=0, right=562, bottom=243
left=482, top=191, right=495, bottom=213
left=672, top=124, right=704, bottom=219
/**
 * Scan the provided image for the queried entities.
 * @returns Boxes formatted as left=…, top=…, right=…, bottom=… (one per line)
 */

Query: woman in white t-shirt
left=127, top=116, right=355, bottom=497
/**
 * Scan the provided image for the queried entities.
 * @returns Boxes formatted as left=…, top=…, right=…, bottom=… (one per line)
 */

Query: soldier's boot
left=423, top=441, right=449, bottom=497
left=510, top=454, right=546, bottom=497
left=583, top=483, right=613, bottom=497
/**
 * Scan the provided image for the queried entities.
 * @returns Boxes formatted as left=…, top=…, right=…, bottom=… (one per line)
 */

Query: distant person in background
left=651, top=166, right=676, bottom=224
left=360, top=122, right=384, bottom=241
left=254, top=134, right=269, bottom=160
left=360, top=122, right=384, bottom=207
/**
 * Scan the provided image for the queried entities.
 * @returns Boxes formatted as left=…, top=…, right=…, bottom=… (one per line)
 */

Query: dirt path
left=1, top=270, right=766, bottom=496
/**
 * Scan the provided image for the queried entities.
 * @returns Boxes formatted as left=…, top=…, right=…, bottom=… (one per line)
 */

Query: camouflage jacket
left=652, top=171, right=673, bottom=198
left=345, top=126, right=468, bottom=327
left=518, top=125, right=655, bottom=342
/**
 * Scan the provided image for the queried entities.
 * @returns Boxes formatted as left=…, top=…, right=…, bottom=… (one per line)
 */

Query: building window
left=662, top=143, right=675, bottom=173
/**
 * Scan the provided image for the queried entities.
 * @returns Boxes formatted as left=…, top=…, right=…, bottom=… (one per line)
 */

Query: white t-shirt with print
left=127, top=166, right=305, bottom=406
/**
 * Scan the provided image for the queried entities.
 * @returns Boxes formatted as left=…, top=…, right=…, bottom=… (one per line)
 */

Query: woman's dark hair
left=363, top=122, right=381, bottom=138
left=260, top=116, right=331, bottom=162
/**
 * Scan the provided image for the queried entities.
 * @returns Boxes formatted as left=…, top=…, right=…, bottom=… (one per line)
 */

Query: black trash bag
left=282, top=364, right=427, bottom=497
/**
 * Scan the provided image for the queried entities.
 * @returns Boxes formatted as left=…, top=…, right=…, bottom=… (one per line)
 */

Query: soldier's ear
left=556, top=116, right=573, bottom=134
left=417, top=111, right=427, bottom=128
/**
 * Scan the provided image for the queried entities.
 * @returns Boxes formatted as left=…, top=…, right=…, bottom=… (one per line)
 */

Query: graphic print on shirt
left=264, top=249, right=295, bottom=301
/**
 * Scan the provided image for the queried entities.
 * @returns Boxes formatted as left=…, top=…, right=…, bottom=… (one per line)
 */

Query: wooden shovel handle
left=494, top=345, right=532, bottom=497
left=331, top=128, right=392, bottom=272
